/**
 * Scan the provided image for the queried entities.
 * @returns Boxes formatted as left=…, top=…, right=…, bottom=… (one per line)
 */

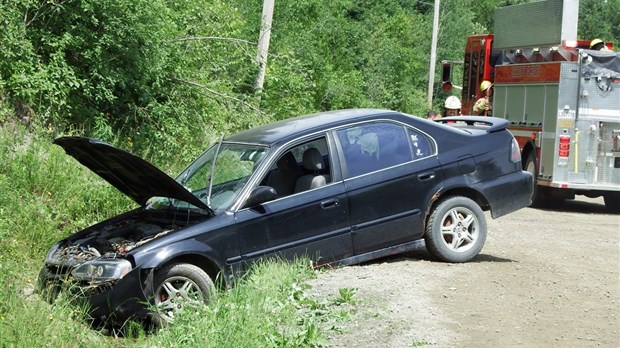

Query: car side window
left=407, top=128, right=434, bottom=159
left=337, top=122, right=412, bottom=177
left=262, top=137, right=331, bottom=198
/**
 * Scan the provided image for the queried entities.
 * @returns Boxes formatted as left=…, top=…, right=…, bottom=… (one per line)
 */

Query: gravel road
left=309, top=196, right=620, bottom=348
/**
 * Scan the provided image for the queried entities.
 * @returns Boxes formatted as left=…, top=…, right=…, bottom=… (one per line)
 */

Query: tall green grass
left=0, top=124, right=132, bottom=346
left=0, top=125, right=132, bottom=265
left=0, top=125, right=357, bottom=347
left=149, top=261, right=335, bottom=348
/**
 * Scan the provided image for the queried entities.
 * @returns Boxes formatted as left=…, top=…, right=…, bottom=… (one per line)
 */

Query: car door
left=234, top=136, right=352, bottom=268
left=335, top=121, right=442, bottom=256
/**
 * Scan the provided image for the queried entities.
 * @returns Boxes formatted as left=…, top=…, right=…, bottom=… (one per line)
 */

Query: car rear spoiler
left=436, top=116, right=509, bottom=133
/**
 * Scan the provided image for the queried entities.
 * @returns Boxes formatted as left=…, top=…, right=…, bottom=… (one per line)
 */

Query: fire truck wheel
left=525, top=153, right=543, bottom=207
left=424, top=196, right=487, bottom=263
left=603, top=192, right=620, bottom=213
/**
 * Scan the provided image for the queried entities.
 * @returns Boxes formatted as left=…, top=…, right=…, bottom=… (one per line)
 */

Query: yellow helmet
left=590, top=38, right=604, bottom=50
left=480, top=80, right=492, bottom=92
left=444, top=96, right=461, bottom=109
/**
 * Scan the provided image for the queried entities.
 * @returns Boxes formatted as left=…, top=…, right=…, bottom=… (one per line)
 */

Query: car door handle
left=320, top=199, right=339, bottom=209
left=418, top=172, right=435, bottom=181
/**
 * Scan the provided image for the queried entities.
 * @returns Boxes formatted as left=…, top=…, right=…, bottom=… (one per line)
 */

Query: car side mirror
left=243, top=185, right=277, bottom=209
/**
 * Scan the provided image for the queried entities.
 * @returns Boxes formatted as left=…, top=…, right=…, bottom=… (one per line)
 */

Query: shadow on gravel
left=532, top=198, right=611, bottom=215
left=469, top=253, right=515, bottom=263
left=358, top=247, right=516, bottom=266
left=401, top=250, right=516, bottom=264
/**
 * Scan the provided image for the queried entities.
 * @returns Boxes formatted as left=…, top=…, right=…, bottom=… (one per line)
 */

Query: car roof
left=226, top=109, right=403, bottom=146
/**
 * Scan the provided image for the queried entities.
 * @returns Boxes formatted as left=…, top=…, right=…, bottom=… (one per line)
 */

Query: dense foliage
left=0, top=0, right=617, bottom=345
left=2, top=0, right=615, bottom=163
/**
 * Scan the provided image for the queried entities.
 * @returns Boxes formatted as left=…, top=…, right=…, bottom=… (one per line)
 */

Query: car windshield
left=148, top=142, right=268, bottom=213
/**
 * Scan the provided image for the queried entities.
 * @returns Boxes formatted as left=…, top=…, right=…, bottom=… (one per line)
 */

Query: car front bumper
left=38, top=265, right=155, bottom=325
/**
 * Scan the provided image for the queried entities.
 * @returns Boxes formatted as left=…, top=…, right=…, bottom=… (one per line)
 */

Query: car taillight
left=558, top=135, right=570, bottom=165
left=510, top=138, right=521, bottom=163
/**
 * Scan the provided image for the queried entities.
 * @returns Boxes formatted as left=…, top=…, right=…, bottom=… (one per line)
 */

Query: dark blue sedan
left=39, top=109, right=533, bottom=326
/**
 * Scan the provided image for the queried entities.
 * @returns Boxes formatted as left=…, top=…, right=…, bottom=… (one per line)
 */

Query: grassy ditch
left=0, top=126, right=357, bottom=347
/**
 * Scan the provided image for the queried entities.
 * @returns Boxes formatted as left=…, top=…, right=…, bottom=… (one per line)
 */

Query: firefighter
left=473, top=80, right=493, bottom=116
left=443, top=96, right=461, bottom=117
left=590, top=38, right=613, bottom=52
left=426, top=110, right=440, bottom=120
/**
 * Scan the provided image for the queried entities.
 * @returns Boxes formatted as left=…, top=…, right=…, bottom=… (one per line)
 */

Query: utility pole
left=255, top=0, right=275, bottom=96
left=427, top=0, right=440, bottom=109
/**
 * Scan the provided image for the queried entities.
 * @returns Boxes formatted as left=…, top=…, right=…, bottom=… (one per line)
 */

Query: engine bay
left=47, top=212, right=186, bottom=266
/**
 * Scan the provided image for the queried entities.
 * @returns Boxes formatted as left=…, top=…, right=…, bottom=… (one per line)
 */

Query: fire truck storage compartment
left=572, top=52, right=620, bottom=188
left=494, top=52, right=620, bottom=190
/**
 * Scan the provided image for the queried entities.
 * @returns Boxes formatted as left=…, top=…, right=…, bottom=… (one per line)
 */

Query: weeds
left=0, top=126, right=358, bottom=347
left=335, top=288, right=359, bottom=305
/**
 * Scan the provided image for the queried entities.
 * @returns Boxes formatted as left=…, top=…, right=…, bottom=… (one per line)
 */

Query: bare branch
left=24, top=0, right=68, bottom=27
left=174, top=36, right=256, bottom=46
left=173, top=78, right=262, bottom=114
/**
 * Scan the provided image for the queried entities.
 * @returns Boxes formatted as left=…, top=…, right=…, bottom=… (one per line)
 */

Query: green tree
left=0, top=0, right=265, bottom=164
left=579, top=0, right=620, bottom=46
left=2, top=0, right=616, bottom=156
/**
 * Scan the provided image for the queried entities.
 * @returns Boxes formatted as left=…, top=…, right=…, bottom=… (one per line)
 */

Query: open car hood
left=54, top=136, right=212, bottom=212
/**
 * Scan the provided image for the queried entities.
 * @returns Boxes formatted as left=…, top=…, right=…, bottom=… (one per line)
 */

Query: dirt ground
left=309, top=196, right=620, bottom=348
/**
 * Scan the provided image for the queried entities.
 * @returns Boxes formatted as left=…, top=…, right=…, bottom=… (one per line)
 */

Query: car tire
left=153, top=263, right=215, bottom=322
left=525, top=152, right=543, bottom=207
left=603, top=192, right=620, bottom=214
left=425, top=196, right=487, bottom=263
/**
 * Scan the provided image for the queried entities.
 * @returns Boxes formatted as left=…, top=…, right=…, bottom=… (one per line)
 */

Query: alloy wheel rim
left=155, top=276, right=204, bottom=321
left=440, top=207, right=478, bottom=253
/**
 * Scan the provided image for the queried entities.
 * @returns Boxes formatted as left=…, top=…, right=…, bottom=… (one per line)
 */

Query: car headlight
left=71, top=259, right=132, bottom=281
left=44, top=243, right=61, bottom=264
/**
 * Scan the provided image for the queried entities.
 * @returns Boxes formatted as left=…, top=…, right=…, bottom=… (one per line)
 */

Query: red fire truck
left=442, top=0, right=620, bottom=212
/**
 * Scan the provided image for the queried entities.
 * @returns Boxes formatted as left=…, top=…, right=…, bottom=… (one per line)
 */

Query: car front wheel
left=425, top=196, right=487, bottom=263
left=153, top=263, right=215, bottom=322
